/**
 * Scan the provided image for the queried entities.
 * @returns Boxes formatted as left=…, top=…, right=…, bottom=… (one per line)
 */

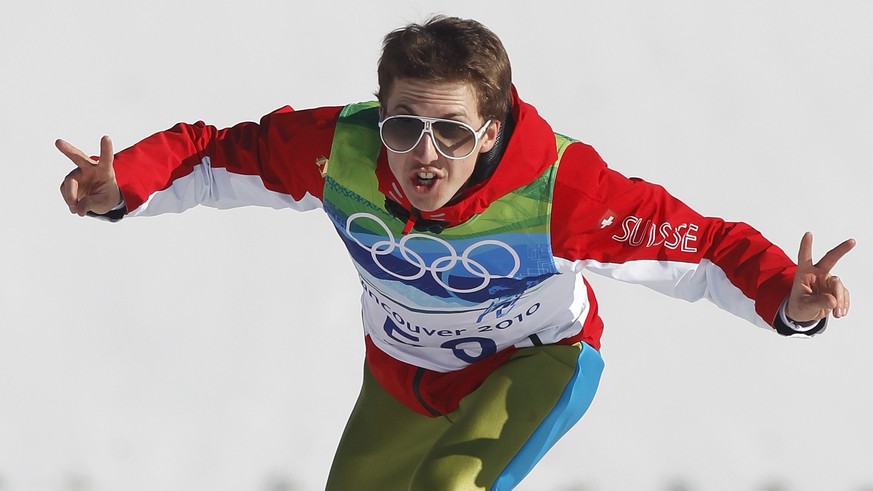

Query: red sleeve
left=551, top=142, right=796, bottom=329
left=113, top=105, right=342, bottom=213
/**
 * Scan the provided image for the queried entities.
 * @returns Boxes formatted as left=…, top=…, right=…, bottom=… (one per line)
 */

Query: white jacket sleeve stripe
left=578, top=258, right=772, bottom=330
left=127, top=156, right=323, bottom=217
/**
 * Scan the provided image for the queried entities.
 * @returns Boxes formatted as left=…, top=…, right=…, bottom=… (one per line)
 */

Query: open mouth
left=415, top=171, right=439, bottom=189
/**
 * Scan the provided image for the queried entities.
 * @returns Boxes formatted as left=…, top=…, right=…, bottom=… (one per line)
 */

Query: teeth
left=417, top=172, right=435, bottom=180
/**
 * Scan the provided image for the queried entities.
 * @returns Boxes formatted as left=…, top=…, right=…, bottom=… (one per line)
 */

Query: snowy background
left=1, top=1, right=871, bottom=490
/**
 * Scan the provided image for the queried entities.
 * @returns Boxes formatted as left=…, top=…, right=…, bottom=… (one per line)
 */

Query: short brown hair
left=377, top=16, right=512, bottom=121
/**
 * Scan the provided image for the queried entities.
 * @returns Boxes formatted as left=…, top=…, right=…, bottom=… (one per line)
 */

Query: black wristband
left=86, top=205, right=126, bottom=222
left=773, top=313, right=827, bottom=336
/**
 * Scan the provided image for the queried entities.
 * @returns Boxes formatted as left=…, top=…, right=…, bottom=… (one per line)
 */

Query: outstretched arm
left=56, top=105, right=343, bottom=220
left=57, top=136, right=122, bottom=216
left=550, top=142, right=855, bottom=335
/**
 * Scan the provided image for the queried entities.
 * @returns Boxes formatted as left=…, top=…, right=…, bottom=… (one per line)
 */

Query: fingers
left=56, top=136, right=115, bottom=171
left=75, top=195, right=95, bottom=217
left=56, top=139, right=91, bottom=215
left=55, top=138, right=98, bottom=170
left=57, top=136, right=120, bottom=216
left=795, top=290, right=837, bottom=322
left=815, top=238, right=857, bottom=272
left=828, top=276, right=851, bottom=318
left=60, top=172, right=92, bottom=216
left=797, top=231, right=814, bottom=268
left=844, top=288, right=851, bottom=318
left=791, top=232, right=855, bottom=321
left=98, top=135, right=114, bottom=169
left=797, top=232, right=856, bottom=273
left=60, top=170, right=81, bottom=213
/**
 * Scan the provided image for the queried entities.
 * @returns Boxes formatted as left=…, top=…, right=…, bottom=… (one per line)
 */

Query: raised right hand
left=57, top=136, right=122, bottom=216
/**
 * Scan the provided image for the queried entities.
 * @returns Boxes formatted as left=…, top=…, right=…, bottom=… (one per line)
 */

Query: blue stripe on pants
left=492, top=342, right=604, bottom=490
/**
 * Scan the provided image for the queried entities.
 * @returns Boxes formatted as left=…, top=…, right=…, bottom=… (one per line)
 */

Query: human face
left=382, top=78, right=499, bottom=212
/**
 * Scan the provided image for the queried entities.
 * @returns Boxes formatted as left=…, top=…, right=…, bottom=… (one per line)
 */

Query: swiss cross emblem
left=599, top=209, right=617, bottom=229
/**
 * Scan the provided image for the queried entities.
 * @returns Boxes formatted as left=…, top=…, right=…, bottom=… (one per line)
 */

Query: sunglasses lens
left=431, top=121, right=477, bottom=158
left=381, top=117, right=425, bottom=152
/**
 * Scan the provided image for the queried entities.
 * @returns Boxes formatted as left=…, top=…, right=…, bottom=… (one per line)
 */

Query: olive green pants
left=325, top=342, right=603, bottom=491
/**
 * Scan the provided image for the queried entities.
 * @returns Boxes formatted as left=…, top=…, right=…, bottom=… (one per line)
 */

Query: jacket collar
left=376, top=86, right=557, bottom=231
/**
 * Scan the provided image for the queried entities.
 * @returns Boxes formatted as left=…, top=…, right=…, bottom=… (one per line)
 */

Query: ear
left=478, top=120, right=501, bottom=153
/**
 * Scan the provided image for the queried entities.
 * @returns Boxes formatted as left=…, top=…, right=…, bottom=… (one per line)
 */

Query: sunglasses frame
left=378, top=115, right=492, bottom=160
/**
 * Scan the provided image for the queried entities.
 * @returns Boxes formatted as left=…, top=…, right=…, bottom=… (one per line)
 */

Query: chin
left=399, top=186, right=445, bottom=212
left=409, top=200, right=443, bottom=213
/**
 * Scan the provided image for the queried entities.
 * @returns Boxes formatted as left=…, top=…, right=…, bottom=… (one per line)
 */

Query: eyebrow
left=392, top=104, right=467, bottom=121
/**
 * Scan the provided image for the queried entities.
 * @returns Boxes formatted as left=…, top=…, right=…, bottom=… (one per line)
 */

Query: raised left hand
left=786, top=232, right=856, bottom=323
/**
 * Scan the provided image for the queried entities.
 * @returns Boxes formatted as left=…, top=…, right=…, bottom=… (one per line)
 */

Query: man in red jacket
left=57, top=16, right=854, bottom=491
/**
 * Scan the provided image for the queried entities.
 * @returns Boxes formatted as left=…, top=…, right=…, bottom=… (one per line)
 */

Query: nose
left=412, top=129, right=440, bottom=164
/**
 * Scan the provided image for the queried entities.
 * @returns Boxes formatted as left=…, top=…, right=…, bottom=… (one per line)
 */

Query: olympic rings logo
left=345, top=213, right=520, bottom=294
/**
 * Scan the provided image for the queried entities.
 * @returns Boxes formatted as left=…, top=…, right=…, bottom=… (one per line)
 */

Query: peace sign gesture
left=786, top=232, right=856, bottom=323
left=56, top=136, right=122, bottom=216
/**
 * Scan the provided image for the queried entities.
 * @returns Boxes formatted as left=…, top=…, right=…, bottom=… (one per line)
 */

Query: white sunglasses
left=379, top=115, right=492, bottom=160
